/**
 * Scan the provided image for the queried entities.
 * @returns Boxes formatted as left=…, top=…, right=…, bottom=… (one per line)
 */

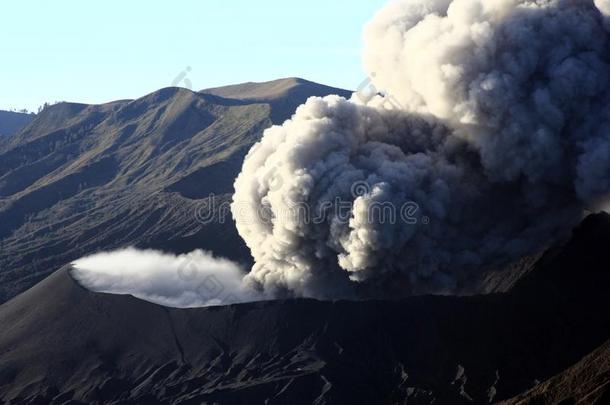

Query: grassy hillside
left=0, top=79, right=351, bottom=303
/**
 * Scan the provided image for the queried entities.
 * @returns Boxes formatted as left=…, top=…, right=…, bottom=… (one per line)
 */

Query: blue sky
left=1, top=0, right=387, bottom=112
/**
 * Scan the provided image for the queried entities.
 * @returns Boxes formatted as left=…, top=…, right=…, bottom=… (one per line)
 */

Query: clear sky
left=0, top=0, right=388, bottom=112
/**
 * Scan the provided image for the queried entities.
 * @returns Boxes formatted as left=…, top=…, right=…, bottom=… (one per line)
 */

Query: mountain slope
left=0, top=79, right=351, bottom=303
left=0, top=213, right=609, bottom=404
left=0, top=110, right=35, bottom=137
left=502, top=339, right=610, bottom=404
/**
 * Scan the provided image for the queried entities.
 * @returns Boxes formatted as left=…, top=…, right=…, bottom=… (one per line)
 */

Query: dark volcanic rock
left=0, top=213, right=609, bottom=404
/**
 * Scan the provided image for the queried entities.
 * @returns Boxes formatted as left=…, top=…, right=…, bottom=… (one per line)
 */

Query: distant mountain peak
left=201, top=77, right=351, bottom=102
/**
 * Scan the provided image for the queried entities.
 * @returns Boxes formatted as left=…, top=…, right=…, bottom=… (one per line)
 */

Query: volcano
left=1, top=213, right=609, bottom=404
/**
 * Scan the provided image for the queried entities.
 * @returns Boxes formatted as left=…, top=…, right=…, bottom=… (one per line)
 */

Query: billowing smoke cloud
left=71, top=248, right=260, bottom=308
left=596, top=0, right=610, bottom=17
left=232, top=0, right=610, bottom=298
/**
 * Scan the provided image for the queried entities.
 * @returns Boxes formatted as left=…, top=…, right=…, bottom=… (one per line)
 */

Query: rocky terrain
left=0, top=213, right=609, bottom=404
left=0, top=78, right=351, bottom=303
left=501, top=339, right=610, bottom=405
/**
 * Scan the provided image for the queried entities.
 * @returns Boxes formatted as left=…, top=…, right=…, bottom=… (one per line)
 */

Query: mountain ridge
left=0, top=79, right=351, bottom=303
left=201, top=77, right=352, bottom=122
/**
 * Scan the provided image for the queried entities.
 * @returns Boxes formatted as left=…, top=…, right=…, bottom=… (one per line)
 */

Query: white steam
left=232, top=0, right=610, bottom=298
left=71, top=248, right=260, bottom=308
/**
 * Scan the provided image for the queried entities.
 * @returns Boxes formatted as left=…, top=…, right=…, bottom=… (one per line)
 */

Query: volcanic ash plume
left=232, top=0, right=610, bottom=298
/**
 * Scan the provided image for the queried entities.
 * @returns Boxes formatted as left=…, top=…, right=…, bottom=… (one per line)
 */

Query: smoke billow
left=232, top=0, right=610, bottom=298
left=71, top=248, right=260, bottom=308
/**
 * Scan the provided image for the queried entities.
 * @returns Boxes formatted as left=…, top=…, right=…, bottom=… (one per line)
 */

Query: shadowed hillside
left=0, top=110, right=35, bottom=138
left=501, top=339, right=610, bottom=404
left=0, top=213, right=609, bottom=404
